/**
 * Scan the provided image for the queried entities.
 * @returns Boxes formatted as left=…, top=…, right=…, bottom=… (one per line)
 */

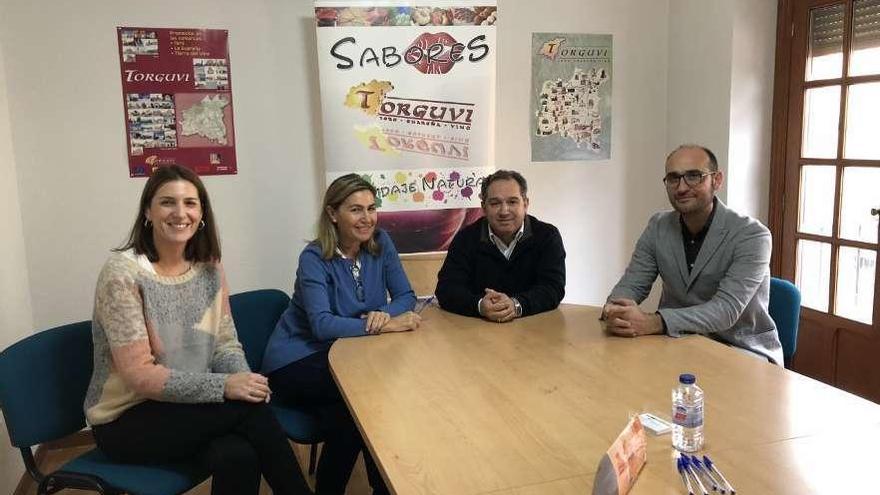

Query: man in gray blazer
left=604, top=144, right=784, bottom=365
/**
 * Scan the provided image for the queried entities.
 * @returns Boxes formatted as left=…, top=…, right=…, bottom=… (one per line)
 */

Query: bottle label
left=673, top=404, right=703, bottom=428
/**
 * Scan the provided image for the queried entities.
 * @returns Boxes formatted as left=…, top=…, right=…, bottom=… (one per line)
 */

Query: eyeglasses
left=349, top=261, right=365, bottom=302
left=662, top=170, right=716, bottom=188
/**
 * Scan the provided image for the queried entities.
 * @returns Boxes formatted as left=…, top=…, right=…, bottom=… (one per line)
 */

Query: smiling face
left=482, top=178, right=529, bottom=243
left=664, top=147, right=722, bottom=216
left=329, top=189, right=378, bottom=251
left=145, top=180, right=202, bottom=252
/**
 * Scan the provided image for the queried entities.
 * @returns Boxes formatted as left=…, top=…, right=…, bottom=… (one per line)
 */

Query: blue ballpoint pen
left=690, top=455, right=723, bottom=493
left=703, top=455, right=736, bottom=494
left=677, top=457, right=695, bottom=495
left=682, top=455, right=709, bottom=495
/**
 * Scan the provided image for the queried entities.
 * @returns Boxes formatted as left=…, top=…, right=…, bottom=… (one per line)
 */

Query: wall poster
left=117, top=27, right=237, bottom=177
left=531, top=33, right=612, bottom=162
left=314, top=2, right=497, bottom=253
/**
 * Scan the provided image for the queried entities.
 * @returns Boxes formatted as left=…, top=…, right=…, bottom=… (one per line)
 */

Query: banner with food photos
left=117, top=27, right=237, bottom=177
left=314, top=2, right=497, bottom=253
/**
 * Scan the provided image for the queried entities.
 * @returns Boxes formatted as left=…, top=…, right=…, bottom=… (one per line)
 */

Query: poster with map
left=117, top=27, right=236, bottom=177
left=315, top=2, right=497, bottom=253
left=531, top=33, right=612, bottom=162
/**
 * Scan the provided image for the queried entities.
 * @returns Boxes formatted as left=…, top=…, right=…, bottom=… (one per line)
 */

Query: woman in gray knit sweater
left=85, top=165, right=312, bottom=495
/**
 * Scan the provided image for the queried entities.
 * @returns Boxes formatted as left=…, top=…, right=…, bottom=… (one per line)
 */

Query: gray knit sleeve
left=162, top=370, right=228, bottom=403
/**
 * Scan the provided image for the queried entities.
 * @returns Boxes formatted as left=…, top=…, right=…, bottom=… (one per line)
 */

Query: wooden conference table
left=329, top=305, right=880, bottom=494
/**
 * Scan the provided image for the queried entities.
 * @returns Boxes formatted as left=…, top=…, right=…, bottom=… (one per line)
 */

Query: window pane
left=849, top=0, right=880, bottom=76
left=802, top=86, right=840, bottom=159
left=808, top=4, right=845, bottom=80
left=844, top=82, right=880, bottom=159
left=799, top=165, right=837, bottom=236
left=796, top=240, right=832, bottom=312
left=835, top=247, right=876, bottom=324
left=839, top=167, right=880, bottom=243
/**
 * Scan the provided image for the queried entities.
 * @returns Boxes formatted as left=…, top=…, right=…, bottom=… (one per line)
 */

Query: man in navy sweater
left=436, top=170, right=566, bottom=322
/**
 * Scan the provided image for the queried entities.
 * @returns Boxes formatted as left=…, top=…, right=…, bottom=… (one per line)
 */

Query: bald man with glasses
left=603, top=144, right=784, bottom=365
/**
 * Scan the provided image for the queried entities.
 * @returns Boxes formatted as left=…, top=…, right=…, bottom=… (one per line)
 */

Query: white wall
left=0, top=9, right=33, bottom=348
left=0, top=13, right=28, bottom=495
left=666, top=0, right=734, bottom=194
left=727, top=0, right=777, bottom=223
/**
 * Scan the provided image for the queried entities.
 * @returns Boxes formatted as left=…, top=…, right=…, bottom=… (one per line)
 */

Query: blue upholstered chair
left=229, top=289, right=323, bottom=475
left=769, top=277, right=802, bottom=368
left=0, top=321, right=209, bottom=495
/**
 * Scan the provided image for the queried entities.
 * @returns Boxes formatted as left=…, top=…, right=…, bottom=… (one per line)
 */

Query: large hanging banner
left=315, top=2, right=497, bottom=253
left=117, top=27, right=237, bottom=177
left=531, top=33, right=612, bottom=162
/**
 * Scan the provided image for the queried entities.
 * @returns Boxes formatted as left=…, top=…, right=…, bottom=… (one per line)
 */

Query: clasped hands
left=602, top=298, right=664, bottom=338
left=362, top=310, right=422, bottom=335
left=480, top=288, right=516, bottom=323
left=225, top=372, right=272, bottom=403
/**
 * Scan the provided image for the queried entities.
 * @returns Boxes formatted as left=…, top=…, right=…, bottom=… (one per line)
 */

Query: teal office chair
left=229, top=289, right=322, bottom=475
left=769, top=277, right=802, bottom=368
left=0, top=321, right=208, bottom=495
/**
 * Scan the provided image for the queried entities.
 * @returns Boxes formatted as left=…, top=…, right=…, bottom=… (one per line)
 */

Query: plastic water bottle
left=672, top=373, right=704, bottom=452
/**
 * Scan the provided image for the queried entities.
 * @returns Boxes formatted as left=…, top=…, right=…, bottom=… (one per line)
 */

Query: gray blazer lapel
left=665, top=214, right=690, bottom=288
left=686, top=199, right=730, bottom=288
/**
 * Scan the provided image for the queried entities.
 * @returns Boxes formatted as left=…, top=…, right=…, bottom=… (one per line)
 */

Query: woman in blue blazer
left=263, top=174, right=419, bottom=495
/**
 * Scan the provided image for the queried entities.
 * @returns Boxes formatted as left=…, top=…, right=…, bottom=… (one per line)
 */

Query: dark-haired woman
left=262, top=174, right=420, bottom=495
left=84, top=165, right=311, bottom=495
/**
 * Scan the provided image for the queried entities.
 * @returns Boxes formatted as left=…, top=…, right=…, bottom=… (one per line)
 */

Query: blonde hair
left=315, top=174, right=381, bottom=260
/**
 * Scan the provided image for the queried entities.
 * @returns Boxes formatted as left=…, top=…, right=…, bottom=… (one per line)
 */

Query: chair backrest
left=0, top=321, right=93, bottom=448
left=229, top=289, right=290, bottom=371
left=400, top=252, right=446, bottom=297
left=769, top=277, right=801, bottom=366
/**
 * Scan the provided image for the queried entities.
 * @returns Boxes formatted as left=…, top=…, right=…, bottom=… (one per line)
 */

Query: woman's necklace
left=152, top=260, right=193, bottom=277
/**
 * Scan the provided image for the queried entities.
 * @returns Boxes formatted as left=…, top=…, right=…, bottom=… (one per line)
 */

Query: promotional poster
left=117, top=27, right=237, bottom=177
left=531, top=33, right=612, bottom=162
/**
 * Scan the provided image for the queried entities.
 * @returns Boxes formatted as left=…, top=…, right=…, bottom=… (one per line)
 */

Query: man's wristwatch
left=512, top=298, right=523, bottom=318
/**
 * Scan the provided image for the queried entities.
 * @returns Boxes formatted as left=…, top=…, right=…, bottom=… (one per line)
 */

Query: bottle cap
left=678, top=373, right=695, bottom=384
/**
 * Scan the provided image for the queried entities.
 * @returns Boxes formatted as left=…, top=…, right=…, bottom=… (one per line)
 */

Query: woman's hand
left=380, top=311, right=422, bottom=333
left=224, top=372, right=271, bottom=403
left=363, top=311, right=392, bottom=334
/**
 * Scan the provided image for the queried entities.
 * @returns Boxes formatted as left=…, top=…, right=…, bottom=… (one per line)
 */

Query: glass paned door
left=786, top=0, right=880, bottom=329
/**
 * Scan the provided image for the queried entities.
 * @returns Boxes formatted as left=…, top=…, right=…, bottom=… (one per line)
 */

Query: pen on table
left=682, top=455, right=709, bottom=495
left=416, top=295, right=435, bottom=314
left=703, top=455, right=736, bottom=494
left=676, top=457, right=695, bottom=495
left=690, top=455, right=723, bottom=493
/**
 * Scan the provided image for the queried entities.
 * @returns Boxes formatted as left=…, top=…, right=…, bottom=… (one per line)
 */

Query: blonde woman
left=263, top=174, right=419, bottom=495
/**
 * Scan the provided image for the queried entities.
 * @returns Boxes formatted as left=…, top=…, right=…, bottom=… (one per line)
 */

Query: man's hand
left=224, top=372, right=271, bottom=403
left=480, top=288, right=516, bottom=323
left=604, top=298, right=664, bottom=337
left=380, top=311, right=422, bottom=333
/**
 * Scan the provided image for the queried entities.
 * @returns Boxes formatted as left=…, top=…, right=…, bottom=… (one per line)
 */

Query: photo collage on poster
left=120, top=29, right=158, bottom=62
left=126, top=93, right=177, bottom=156
left=193, top=58, right=229, bottom=90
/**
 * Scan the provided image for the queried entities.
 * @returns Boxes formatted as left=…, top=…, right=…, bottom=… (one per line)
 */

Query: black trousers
left=92, top=400, right=311, bottom=495
left=269, top=349, right=389, bottom=495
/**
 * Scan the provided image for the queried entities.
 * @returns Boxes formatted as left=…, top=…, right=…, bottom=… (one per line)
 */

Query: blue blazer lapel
left=686, top=199, right=730, bottom=289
